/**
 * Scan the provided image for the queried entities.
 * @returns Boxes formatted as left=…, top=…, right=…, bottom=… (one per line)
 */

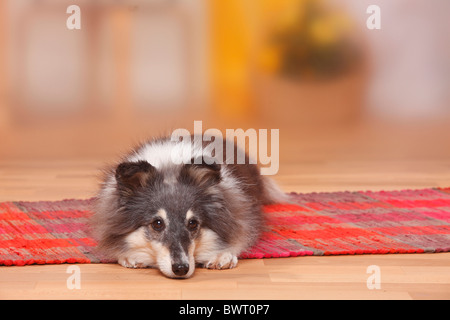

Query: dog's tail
left=260, top=175, right=292, bottom=205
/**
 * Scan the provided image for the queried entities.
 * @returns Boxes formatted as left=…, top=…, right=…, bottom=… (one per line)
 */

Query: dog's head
left=112, top=158, right=223, bottom=278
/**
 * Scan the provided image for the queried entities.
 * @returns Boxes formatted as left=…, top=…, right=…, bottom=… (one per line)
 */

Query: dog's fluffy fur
left=91, top=135, right=287, bottom=278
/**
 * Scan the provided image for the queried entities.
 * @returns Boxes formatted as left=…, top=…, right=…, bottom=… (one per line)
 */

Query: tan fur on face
left=118, top=227, right=155, bottom=268
left=194, top=228, right=222, bottom=263
left=185, top=209, right=194, bottom=221
left=156, top=208, right=168, bottom=226
left=194, top=228, right=240, bottom=269
left=119, top=223, right=196, bottom=278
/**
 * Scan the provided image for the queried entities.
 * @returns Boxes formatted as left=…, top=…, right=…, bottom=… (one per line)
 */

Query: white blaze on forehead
left=128, top=138, right=203, bottom=168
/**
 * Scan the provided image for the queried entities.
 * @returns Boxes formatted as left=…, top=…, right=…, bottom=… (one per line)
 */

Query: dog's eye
left=151, top=218, right=165, bottom=231
left=187, top=219, right=199, bottom=231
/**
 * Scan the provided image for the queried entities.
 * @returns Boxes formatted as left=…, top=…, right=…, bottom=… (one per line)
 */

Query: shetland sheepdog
left=91, top=135, right=287, bottom=278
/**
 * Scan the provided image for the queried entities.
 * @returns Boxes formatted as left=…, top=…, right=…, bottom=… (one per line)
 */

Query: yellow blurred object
left=309, top=18, right=338, bottom=46
left=209, top=0, right=359, bottom=118
left=309, top=14, right=353, bottom=47
left=263, top=0, right=305, bottom=32
left=209, top=0, right=252, bottom=118
left=257, top=0, right=359, bottom=79
left=258, top=45, right=282, bottom=74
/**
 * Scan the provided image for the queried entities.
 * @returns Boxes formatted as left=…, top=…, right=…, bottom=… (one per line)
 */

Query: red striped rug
left=1, top=188, right=450, bottom=266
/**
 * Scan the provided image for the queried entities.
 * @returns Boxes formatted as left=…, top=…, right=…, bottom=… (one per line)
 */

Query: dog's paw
left=204, top=252, right=238, bottom=270
left=118, top=256, right=151, bottom=269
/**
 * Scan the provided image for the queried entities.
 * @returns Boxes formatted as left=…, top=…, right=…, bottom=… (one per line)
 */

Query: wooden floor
left=1, top=254, right=449, bottom=300
left=1, top=120, right=450, bottom=300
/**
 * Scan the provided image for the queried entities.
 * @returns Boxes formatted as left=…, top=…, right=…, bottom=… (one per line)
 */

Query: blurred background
left=0, top=0, right=449, bottom=192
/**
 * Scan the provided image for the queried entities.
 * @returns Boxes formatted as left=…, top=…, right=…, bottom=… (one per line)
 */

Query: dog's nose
left=172, top=263, right=189, bottom=277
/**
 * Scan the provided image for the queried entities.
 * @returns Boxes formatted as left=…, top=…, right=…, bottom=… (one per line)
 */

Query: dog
left=91, top=135, right=286, bottom=278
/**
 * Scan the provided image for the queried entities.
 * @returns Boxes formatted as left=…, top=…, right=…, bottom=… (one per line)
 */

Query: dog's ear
left=115, top=161, right=156, bottom=195
left=180, top=156, right=221, bottom=187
